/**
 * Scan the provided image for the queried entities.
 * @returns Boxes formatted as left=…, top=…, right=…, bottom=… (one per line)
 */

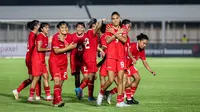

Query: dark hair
left=122, top=19, right=131, bottom=25
left=111, top=11, right=120, bottom=17
left=88, top=18, right=97, bottom=28
left=137, top=33, right=149, bottom=41
left=76, top=22, right=85, bottom=28
left=27, top=20, right=39, bottom=30
left=57, top=21, right=69, bottom=28
left=100, top=23, right=106, bottom=33
left=38, top=22, right=49, bottom=32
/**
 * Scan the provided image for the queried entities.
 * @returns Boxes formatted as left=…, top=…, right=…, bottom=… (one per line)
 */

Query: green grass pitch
left=0, top=58, right=200, bottom=112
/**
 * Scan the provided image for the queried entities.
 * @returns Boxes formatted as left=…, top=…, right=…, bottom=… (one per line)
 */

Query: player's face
left=76, top=24, right=85, bottom=35
left=59, top=24, right=68, bottom=35
left=125, top=23, right=132, bottom=32
left=42, top=25, right=50, bottom=35
left=138, top=39, right=148, bottom=50
left=112, top=14, right=120, bottom=27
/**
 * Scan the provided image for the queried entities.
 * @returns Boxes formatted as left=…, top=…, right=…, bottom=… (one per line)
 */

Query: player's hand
left=117, top=28, right=124, bottom=34
left=69, top=42, right=77, bottom=49
left=151, top=71, right=156, bottom=76
left=107, top=26, right=115, bottom=34
left=100, top=51, right=105, bottom=58
left=101, top=18, right=107, bottom=22
left=132, top=58, right=137, bottom=65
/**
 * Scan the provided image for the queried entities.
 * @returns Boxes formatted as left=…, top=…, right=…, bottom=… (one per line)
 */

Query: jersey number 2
left=84, top=38, right=90, bottom=49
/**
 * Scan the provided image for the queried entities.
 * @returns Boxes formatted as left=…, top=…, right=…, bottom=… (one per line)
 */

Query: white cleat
left=116, top=102, right=124, bottom=108
left=35, top=96, right=41, bottom=101
left=12, top=89, right=19, bottom=100
left=121, top=102, right=130, bottom=107
left=46, top=95, right=53, bottom=101
left=107, top=93, right=112, bottom=105
left=28, top=97, right=35, bottom=102
left=96, top=93, right=103, bottom=106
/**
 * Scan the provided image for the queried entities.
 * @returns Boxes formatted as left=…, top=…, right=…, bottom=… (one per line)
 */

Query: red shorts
left=81, top=65, right=89, bottom=75
left=106, top=58, right=126, bottom=72
left=100, top=61, right=107, bottom=77
left=84, top=60, right=98, bottom=73
left=70, top=56, right=83, bottom=74
left=32, top=60, right=48, bottom=77
left=26, top=60, right=32, bottom=75
left=127, top=66, right=138, bottom=77
left=49, top=61, right=68, bottom=81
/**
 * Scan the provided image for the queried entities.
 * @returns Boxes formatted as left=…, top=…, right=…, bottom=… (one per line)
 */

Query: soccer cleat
left=35, top=96, right=41, bottom=101
left=96, top=93, right=103, bottom=106
left=88, top=97, right=96, bottom=101
left=75, top=88, right=82, bottom=100
left=46, top=95, right=53, bottom=101
left=116, top=102, right=124, bottom=108
left=12, top=89, right=19, bottom=100
left=107, top=93, right=112, bottom=105
left=54, top=101, right=65, bottom=107
left=104, top=91, right=110, bottom=100
left=132, top=97, right=139, bottom=104
left=126, top=99, right=134, bottom=104
left=121, top=102, right=130, bottom=107
left=28, top=97, right=35, bottom=102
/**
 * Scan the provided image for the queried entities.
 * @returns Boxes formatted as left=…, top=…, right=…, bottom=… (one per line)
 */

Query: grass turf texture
left=0, top=58, right=200, bottom=112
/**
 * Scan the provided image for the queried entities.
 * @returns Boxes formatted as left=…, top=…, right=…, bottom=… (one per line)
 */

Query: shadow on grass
left=0, top=92, right=52, bottom=107
left=62, top=93, right=115, bottom=107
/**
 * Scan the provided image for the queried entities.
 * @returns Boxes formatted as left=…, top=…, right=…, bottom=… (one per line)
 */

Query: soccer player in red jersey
left=75, top=18, right=106, bottom=101
left=97, top=12, right=129, bottom=107
left=13, top=20, right=41, bottom=100
left=106, top=19, right=132, bottom=105
left=125, top=33, right=156, bottom=104
left=69, top=22, right=88, bottom=96
left=28, top=23, right=52, bottom=101
left=49, top=21, right=77, bottom=107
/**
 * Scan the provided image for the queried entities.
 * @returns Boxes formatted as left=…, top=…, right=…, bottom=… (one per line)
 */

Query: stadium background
left=0, top=1, right=200, bottom=112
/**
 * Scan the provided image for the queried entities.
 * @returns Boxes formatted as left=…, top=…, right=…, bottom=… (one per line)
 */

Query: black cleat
left=126, top=99, right=134, bottom=104
left=104, top=91, right=110, bottom=100
left=132, top=97, right=139, bottom=104
left=54, top=101, right=65, bottom=107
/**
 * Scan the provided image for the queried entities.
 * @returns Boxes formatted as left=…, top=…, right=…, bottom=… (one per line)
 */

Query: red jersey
left=100, top=34, right=107, bottom=54
left=83, top=29, right=98, bottom=61
left=26, top=31, right=37, bottom=63
left=125, top=37, right=131, bottom=59
left=105, top=24, right=119, bottom=59
left=49, top=33, right=70, bottom=66
left=128, top=42, right=146, bottom=66
left=32, top=33, right=48, bottom=63
left=69, top=33, right=86, bottom=57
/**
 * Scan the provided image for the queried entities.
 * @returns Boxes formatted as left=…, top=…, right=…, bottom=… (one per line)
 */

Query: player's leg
left=42, top=72, right=52, bottom=101
left=106, top=76, right=118, bottom=104
left=53, top=76, right=65, bottom=107
left=130, top=72, right=141, bottom=104
left=125, top=75, right=134, bottom=104
left=87, top=73, right=96, bottom=101
left=28, top=76, right=40, bottom=101
left=35, top=76, right=42, bottom=100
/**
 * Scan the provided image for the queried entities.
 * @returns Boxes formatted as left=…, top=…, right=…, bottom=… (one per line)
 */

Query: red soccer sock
left=17, top=79, right=32, bottom=93
left=44, top=86, right=51, bottom=96
left=110, top=87, right=118, bottom=95
left=117, top=95, right=122, bottom=103
left=125, top=88, right=132, bottom=100
left=29, top=88, right=35, bottom=97
left=80, top=79, right=89, bottom=90
left=122, top=93, right=125, bottom=102
left=131, top=86, right=138, bottom=97
left=53, top=85, right=61, bottom=104
left=88, top=80, right=94, bottom=98
left=35, top=81, right=41, bottom=96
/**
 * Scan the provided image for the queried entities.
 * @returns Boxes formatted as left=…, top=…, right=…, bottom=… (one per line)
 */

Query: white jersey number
left=84, top=38, right=90, bottom=49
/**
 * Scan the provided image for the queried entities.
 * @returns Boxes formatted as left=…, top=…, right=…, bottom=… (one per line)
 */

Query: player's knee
left=108, top=78, right=114, bottom=84
left=54, top=78, right=60, bottom=85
